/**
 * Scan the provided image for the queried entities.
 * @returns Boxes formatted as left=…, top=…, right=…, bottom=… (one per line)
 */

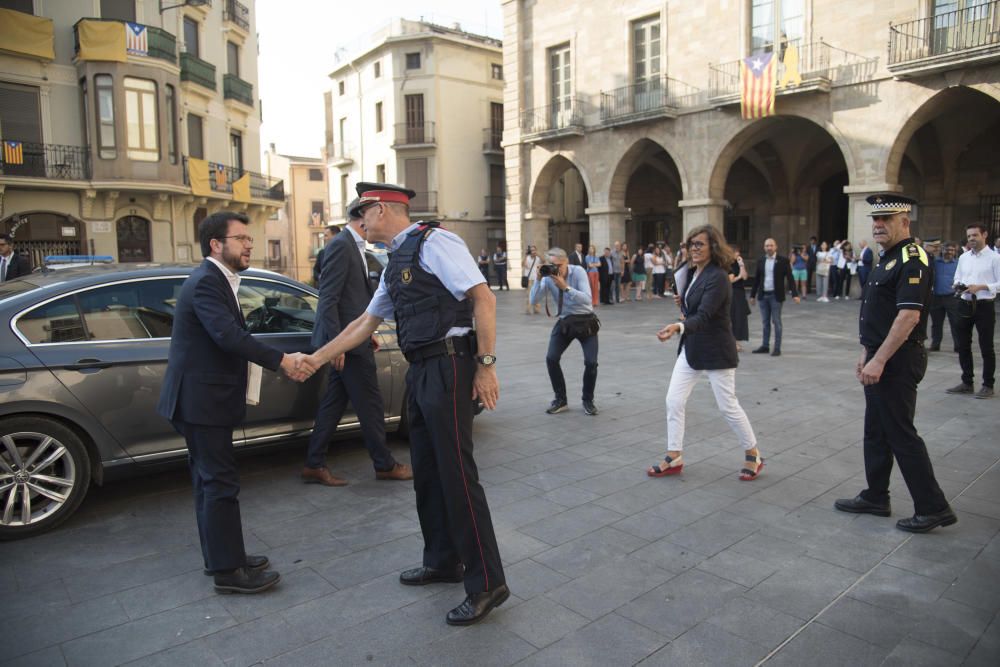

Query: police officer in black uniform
left=835, top=194, right=957, bottom=533
left=306, top=182, right=509, bottom=625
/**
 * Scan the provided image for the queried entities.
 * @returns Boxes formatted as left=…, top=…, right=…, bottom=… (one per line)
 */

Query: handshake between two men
left=277, top=332, right=380, bottom=383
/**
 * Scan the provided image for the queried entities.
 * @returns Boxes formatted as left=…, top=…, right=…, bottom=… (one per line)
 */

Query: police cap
left=350, top=182, right=417, bottom=217
left=866, top=193, right=917, bottom=217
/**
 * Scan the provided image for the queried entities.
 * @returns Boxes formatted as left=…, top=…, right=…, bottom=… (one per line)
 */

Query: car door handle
left=65, top=358, right=113, bottom=371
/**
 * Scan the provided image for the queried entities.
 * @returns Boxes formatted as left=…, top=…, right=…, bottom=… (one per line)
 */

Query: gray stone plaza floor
left=2, top=289, right=998, bottom=666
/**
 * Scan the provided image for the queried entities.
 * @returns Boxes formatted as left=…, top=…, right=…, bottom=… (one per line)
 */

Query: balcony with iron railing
left=484, top=195, right=504, bottom=218
left=520, top=99, right=586, bottom=142
left=393, top=122, right=436, bottom=148
left=599, top=76, right=704, bottom=127
left=708, top=40, right=876, bottom=105
left=182, top=157, right=284, bottom=201
left=223, top=0, right=250, bottom=32
left=409, top=191, right=437, bottom=214
left=223, top=73, right=253, bottom=106
left=0, top=141, right=91, bottom=180
left=889, top=1, right=1000, bottom=76
left=73, top=19, right=177, bottom=65
left=482, top=127, right=503, bottom=153
left=328, top=143, right=354, bottom=167
left=180, top=51, right=216, bottom=91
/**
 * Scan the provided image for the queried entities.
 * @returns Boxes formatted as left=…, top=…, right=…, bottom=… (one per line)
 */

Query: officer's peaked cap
left=866, top=193, right=917, bottom=217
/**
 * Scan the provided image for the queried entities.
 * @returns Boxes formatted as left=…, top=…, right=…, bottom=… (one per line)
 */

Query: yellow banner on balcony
left=0, top=9, right=55, bottom=61
left=77, top=19, right=126, bottom=62
left=232, top=173, right=252, bottom=203
left=188, top=158, right=213, bottom=197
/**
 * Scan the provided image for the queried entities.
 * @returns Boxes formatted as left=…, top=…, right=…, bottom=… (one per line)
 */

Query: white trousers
left=666, top=348, right=757, bottom=451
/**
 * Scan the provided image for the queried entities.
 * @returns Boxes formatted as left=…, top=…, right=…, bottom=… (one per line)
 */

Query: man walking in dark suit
left=302, top=199, right=413, bottom=486
left=750, top=237, right=800, bottom=356
left=157, top=211, right=314, bottom=594
left=0, top=233, right=31, bottom=281
left=568, top=242, right=585, bottom=267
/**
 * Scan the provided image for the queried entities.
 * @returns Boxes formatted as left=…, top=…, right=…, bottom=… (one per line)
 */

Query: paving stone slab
left=639, top=621, right=767, bottom=666
left=516, top=613, right=666, bottom=667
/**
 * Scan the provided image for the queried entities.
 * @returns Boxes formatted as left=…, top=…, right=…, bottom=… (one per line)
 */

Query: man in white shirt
left=947, top=223, right=1000, bottom=398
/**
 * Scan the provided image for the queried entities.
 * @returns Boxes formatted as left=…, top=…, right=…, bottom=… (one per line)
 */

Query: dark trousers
left=929, top=294, right=959, bottom=349
left=859, top=265, right=871, bottom=289
left=843, top=271, right=853, bottom=298
left=829, top=268, right=843, bottom=297
left=172, top=420, right=246, bottom=572
left=861, top=345, right=949, bottom=515
left=407, top=352, right=504, bottom=595
left=599, top=274, right=612, bottom=304
left=305, top=349, right=395, bottom=471
left=807, top=264, right=816, bottom=293
left=758, top=293, right=783, bottom=350
left=546, top=323, right=598, bottom=402
left=652, top=273, right=667, bottom=296
left=495, top=266, right=509, bottom=290
left=955, top=300, right=996, bottom=388
left=612, top=273, right=622, bottom=302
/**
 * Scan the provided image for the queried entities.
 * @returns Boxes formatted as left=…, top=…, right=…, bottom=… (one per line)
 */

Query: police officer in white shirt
left=947, top=222, right=1000, bottom=398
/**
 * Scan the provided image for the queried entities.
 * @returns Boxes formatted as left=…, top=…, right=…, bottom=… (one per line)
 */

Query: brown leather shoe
left=301, top=466, right=348, bottom=487
left=376, top=462, right=413, bottom=481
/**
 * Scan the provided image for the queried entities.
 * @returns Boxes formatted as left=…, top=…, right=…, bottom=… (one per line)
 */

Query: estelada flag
left=3, top=141, right=24, bottom=165
left=125, top=22, right=148, bottom=56
left=740, top=52, right=776, bottom=120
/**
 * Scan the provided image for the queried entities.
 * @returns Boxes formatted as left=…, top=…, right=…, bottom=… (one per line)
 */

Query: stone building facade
left=0, top=0, right=283, bottom=268
left=502, top=0, right=1000, bottom=269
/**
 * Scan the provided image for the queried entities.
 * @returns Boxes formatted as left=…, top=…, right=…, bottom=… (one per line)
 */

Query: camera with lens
left=538, top=263, right=558, bottom=278
left=954, top=283, right=969, bottom=298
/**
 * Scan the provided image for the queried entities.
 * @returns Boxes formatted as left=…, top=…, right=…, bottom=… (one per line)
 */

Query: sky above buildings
left=257, top=0, right=503, bottom=160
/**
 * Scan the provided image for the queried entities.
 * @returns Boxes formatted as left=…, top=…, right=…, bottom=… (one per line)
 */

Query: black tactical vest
left=384, top=223, right=474, bottom=353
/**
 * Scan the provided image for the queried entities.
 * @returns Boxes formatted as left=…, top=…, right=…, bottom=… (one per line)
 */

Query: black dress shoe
left=770, top=349, right=781, bottom=357
left=751, top=346, right=770, bottom=354
left=399, top=565, right=464, bottom=586
left=446, top=584, right=510, bottom=626
left=897, top=508, right=958, bottom=533
left=204, top=554, right=269, bottom=576
left=834, top=495, right=891, bottom=517
left=213, top=567, right=280, bottom=594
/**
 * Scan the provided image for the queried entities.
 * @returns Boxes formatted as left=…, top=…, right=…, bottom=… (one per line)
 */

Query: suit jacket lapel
left=205, top=259, right=246, bottom=327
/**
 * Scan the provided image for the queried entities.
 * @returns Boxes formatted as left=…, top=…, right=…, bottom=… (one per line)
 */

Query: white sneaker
left=835, top=296, right=840, bottom=300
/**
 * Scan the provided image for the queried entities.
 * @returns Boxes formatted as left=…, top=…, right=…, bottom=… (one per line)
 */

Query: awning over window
left=0, top=9, right=55, bottom=61
left=76, top=19, right=126, bottom=62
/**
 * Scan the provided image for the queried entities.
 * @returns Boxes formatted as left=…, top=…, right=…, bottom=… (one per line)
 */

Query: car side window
left=238, top=279, right=318, bottom=334
left=65, top=278, right=186, bottom=342
left=17, top=296, right=87, bottom=344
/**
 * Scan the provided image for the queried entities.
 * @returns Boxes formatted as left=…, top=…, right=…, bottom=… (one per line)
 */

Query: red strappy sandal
left=648, top=455, right=683, bottom=477
left=739, top=453, right=764, bottom=481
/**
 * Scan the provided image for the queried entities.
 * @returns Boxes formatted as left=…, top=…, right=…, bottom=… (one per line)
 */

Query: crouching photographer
left=529, top=247, right=601, bottom=415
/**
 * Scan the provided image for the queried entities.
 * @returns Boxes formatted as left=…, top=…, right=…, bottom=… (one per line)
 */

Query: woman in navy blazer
left=647, top=225, right=764, bottom=481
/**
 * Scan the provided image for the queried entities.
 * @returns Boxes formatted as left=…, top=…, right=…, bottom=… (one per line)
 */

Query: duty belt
left=404, top=334, right=476, bottom=364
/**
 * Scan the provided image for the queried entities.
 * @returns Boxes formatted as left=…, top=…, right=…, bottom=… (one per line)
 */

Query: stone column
left=678, top=198, right=727, bottom=237
left=844, top=183, right=902, bottom=247
left=585, top=206, right=628, bottom=250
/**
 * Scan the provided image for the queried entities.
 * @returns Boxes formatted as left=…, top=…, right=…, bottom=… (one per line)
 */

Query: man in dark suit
left=598, top=247, right=614, bottom=305
left=312, top=224, right=341, bottom=286
left=806, top=235, right=818, bottom=294
left=568, top=243, right=585, bottom=267
left=750, top=237, right=800, bottom=356
left=0, top=233, right=32, bottom=281
left=157, top=211, right=314, bottom=594
left=302, top=199, right=412, bottom=486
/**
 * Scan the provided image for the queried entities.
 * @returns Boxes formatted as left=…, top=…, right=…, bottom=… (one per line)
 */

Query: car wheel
left=0, top=417, right=91, bottom=541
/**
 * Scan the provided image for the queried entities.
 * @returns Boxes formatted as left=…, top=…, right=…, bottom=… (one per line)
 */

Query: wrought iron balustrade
left=889, top=1, right=1000, bottom=65
left=0, top=141, right=91, bottom=180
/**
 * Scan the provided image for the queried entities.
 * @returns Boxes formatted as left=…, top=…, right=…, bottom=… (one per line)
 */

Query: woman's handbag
left=521, top=276, right=529, bottom=288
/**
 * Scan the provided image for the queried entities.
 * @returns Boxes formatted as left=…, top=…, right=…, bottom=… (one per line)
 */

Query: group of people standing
left=521, top=240, right=684, bottom=313
left=796, top=237, right=875, bottom=302
left=477, top=245, right=510, bottom=290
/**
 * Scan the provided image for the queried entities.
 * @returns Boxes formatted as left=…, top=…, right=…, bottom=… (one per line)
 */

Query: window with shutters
left=165, top=84, right=177, bottom=164
left=404, top=94, right=424, bottom=143
left=376, top=163, right=386, bottom=182
left=230, top=131, right=243, bottom=172
left=375, top=101, right=383, bottom=133
left=308, top=168, right=323, bottom=181
left=187, top=113, right=203, bottom=159
left=95, top=75, right=116, bottom=159
left=0, top=81, right=42, bottom=145
left=373, top=61, right=381, bottom=78
left=100, top=0, right=135, bottom=22
left=406, top=52, right=421, bottom=69
left=750, top=0, right=804, bottom=54
left=549, top=43, right=572, bottom=114
left=183, top=17, right=199, bottom=57
left=227, top=41, right=240, bottom=77
left=124, top=77, right=158, bottom=161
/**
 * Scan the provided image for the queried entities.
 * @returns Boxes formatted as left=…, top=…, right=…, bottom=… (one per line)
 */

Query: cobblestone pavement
left=2, top=290, right=998, bottom=667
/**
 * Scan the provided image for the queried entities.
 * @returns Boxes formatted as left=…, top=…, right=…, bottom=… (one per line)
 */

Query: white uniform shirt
left=366, top=222, right=485, bottom=337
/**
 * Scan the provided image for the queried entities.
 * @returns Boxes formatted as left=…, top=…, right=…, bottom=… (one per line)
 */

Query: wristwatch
left=476, top=353, right=497, bottom=367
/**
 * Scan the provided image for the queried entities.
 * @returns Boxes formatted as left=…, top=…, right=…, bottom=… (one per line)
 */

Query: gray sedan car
left=0, top=262, right=409, bottom=540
